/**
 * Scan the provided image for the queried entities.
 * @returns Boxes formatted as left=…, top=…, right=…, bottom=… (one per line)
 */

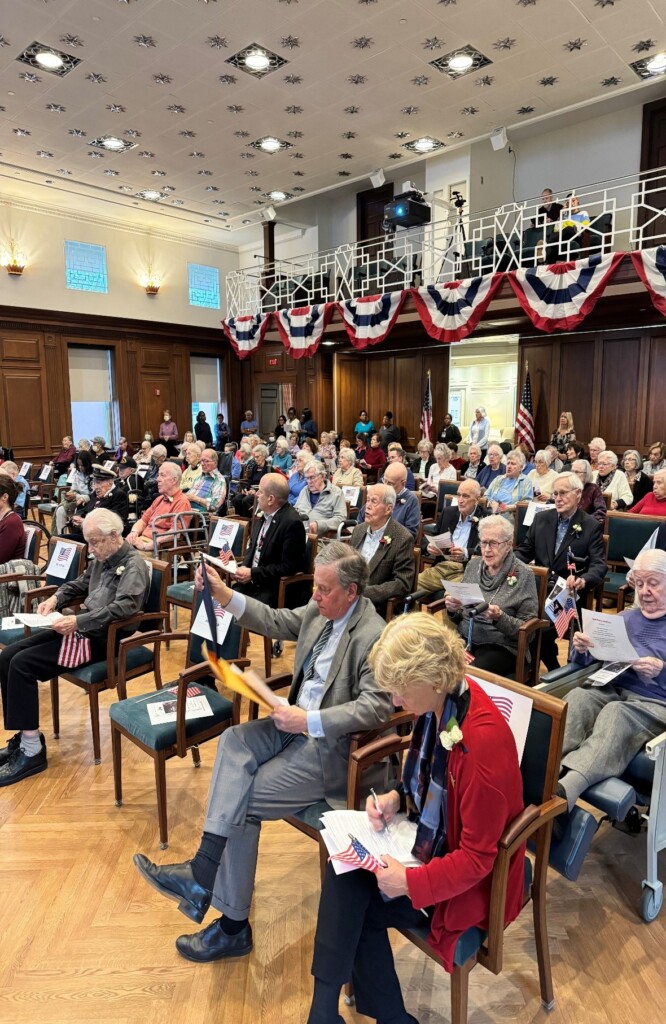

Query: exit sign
left=267, top=357, right=278, bottom=367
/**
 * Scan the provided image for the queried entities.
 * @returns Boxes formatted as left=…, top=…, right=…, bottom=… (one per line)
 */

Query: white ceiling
left=0, top=0, right=664, bottom=244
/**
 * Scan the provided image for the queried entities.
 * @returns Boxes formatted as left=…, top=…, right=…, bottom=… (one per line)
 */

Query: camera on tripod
left=451, top=190, right=466, bottom=211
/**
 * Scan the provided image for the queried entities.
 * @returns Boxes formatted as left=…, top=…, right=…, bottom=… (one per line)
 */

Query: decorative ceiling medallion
left=138, top=150, right=155, bottom=157
left=151, top=169, right=167, bottom=176
left=287, top=130, right=304, bottom=138
left=281, top=36, right=300, bottom=49
left=476, top=75, right=494, bottom=86
left=517, top=105, right=535, bottom=114
left=234, top=130, right=250, bottom=138
left=134, top=35, right=157, bottom=48
left=37, top=149, right=53, bottom=158
left=136, top=189, right=166, bottom=202
left=412, top=75, right=429, bottom=86
left=107, top=103, right=126, bottom=113
left=516, top=0, right=537, bottom=6
left=387, top=152, right=403, bottom=159
left=285, top=104, right=303, bottom=114
left=227, top=104, right=244, bottom=113
left=402, top=135, right=445, bottom=154
left=125, top=129, right=141, bottom=137
left=205, top=185, right=220, bottom=191
left=430, top=44, right=492, bottom=79
left=494, top=37, right=516, bottom=50
left=423, top=38, right=444, bottom=50
left=153, top=73, right=172, bottom=85
left=563, top=38, right=586, bottom=52
left=212, top=199, right=226, bottom=204
left=292, top=185, right=305, bottom=193
left=180, top=130, right=196, bottom=138
left=19, top=72, right=41, bottom=83
left=249, top=136, right=293, bottom=152
left=348, top=74, right=367, bottom=85
left=632, top=40, right=656, bottom=53
left=601, top=75, right=622, bottom=86
left=595, top=0, right=617, bottom=6
left=240, top=152, right=255, bottom=159
left=342, top=131, right=357, bottom=140
left=86, top=72, right=106, bottom=83
left=198, top=169, right=213, bottom=175
left=118, top=186, right=134, bottom=193
left=208, top=36, right=228, bottom=49
left=339, top=152, right=353, bottom=159
left=401, top=105, right=419, bottom=115
left=249, top=185, right=262, bottom=192
left=13, top=128, right=31, bottom=136
left=284, top=73, right=302, bottom=84
left=219, top=74, right=237, bottom=84
left=190, top=151, right=205, bottom=158
left=394, top=131, right=410, bottom=139
left=338, top=170, right=350, bottom=177
left=57, top=168, right=72, bottom=175
left=447, top=130, right=464, bottom=139
left=46, top=103, right=66, bottom=112
left=68, top=128, right=87, bottom=137
left=438, top=0, right=457, bottom=5
left=90, top=135, right=137, bottom=153
left=104, top=169, right=119, bottom=176
left=245, top=169, right=260, bottom=176
left=16, top=40, right=81, bottom=76
left=0, top=36, right=10, bottom=47
left=227, top=42, right=289, bottom=77
left=293, top=169, right=305, bottom=176
left=171, top=199, right=184, bottom=205
left=352, top=37, right=373, bottom=49
left=344, top=105, right=360, bottom=114
left=539, top=75, right=558, bottom=86
left=163, top=185, right=175, bottom=192
left=88, top=152, right=104, bottom=159
left=60, top=34, right=84, bottom=47
left=167, top=104, right=186, bottom=113
left=461, top=105, right=479, bottom=115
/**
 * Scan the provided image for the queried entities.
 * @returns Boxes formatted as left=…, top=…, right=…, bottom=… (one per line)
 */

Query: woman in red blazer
left=306, top=614, right=524, bottom=1024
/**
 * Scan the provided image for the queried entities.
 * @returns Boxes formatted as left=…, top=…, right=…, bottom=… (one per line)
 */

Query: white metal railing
left=225, top=167, right=666, bottom=318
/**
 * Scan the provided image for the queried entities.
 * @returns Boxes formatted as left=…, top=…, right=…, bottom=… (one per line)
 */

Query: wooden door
left=639, top=98, right=666, bottom=244
left=356, top=183, right=394, bottom=257
left=259, top=384, right=280, bottom=436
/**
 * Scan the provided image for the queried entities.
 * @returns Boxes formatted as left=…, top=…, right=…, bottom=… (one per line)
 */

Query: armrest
left=107, top=611, right=168, bottom=688
left=117, top=629, right=183, bottom=698
left=173, top=657, right=250, bottom=749
left=646, top=729, right=666, bottom=759
left=349, top=710, right=414, bottom=751
left=277, top=573, right=314, bottom=607
left=350, top=732, right=412, bottom=769
left=0, top=571, right=44, bottom=586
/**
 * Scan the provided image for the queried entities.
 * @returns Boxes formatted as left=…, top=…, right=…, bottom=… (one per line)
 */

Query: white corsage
left=116, top=565, right=126, bottom=576
left=572, top=523, right=582, bottom=534
left=440, top=716, right=463, bottom=751
left=379, top=535, right=392, bottom=546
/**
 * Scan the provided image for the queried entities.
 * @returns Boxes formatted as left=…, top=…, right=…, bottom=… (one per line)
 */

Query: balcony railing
left=225, top=167, right=666, bottom=319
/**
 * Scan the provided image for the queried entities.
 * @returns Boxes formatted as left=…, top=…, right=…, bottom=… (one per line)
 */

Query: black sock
left=219, top=915, right=248, bottom=935
left=307, top=978, right=341, bottom=1024
left=190, top=831, right=227, bottom=892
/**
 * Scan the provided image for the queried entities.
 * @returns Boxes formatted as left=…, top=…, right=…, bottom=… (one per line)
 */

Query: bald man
left=218, top=472, right=307, bottom=608
left=357, top=462, right=421, bottom=539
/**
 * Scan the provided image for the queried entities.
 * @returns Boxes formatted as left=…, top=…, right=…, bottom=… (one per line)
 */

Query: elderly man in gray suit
left=133, top=542, right=391, bottom=963
left=348, top=484, right=416, bottom=618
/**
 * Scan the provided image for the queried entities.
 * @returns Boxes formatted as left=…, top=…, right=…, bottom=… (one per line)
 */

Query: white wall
left=469, top=103, right=643, bottom=215
left=0, top=200, right=240, bottom=324
left=450, top=336, right=519, bottom=440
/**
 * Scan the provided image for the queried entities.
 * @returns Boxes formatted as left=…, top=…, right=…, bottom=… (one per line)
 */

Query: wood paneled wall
left=519, top=326, right=666, bottom=453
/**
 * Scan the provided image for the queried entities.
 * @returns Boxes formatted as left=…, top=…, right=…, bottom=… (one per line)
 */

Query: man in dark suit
left=66, top=464, right=129, bottom=540
left=348, top=484, right=415, bottom=617
left=417, top=478, right=484, bottom=593
left=515, top=471, right=606, bottom=670
left=218, top=472, right=307, bottom=608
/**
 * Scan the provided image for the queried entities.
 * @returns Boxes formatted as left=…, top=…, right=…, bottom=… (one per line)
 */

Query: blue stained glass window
left=188, top=262, right=220, bottom=309
left=64, top=240, right=108, bottom=293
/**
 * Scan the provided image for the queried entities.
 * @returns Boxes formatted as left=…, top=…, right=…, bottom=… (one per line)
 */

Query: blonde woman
left=305, top=613, right=525, bottom=1021
left=549, top=411, right=576, bottom=454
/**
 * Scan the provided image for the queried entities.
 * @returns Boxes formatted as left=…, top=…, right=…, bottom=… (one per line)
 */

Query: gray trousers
left=561, top=684, right=666, bottom=803
left=202, top=718, right=327, bottom=920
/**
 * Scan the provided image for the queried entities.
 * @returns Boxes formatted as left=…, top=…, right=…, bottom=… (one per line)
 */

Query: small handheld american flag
left=330, top=834, right=386, bottom=874
left=554, top=593, right=577, bottom=639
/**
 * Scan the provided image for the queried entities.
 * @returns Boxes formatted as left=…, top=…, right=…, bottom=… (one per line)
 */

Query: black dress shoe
left=0, top=732, right=45, bottom=767
left=175, top=918, right=253, bottom=962
left=133, top=854, right=212, bottom=924
left=0, top=744, right=47, bottom=787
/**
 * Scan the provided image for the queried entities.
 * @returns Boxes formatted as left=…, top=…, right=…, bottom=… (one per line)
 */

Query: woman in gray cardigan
left=444, top=514, right=538, bottom=676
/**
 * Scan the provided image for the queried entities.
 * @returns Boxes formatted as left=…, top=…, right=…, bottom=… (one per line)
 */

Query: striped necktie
left=297, top=619, right=334, bottom=702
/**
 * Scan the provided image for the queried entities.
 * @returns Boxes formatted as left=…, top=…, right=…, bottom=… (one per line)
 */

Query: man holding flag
left=515, top=471, right=605, bottom=670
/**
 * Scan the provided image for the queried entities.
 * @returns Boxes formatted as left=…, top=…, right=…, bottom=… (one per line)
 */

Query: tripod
left=438, top=197, right=467, bottom=282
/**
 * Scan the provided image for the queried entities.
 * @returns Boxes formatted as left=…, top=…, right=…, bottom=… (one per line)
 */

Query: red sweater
left=630, top=492, right=666, bottom=516
left=360, top=446, right=386, bottom=469
left=406, top=680, right=525, bottom=973
left=0, top=511, right=26, bottom=562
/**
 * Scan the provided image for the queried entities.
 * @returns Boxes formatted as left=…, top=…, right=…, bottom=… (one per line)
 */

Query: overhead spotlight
left=260, top=136, right=282, bottom=153
left=244, top=48, right=271, bottom=72
left=35, top=51, right=64, bottom=70
left=370, top=168, right=386, bottom=188
left=489, top=126, right=508, bottom=151
left=448, top=52, right=474, bottom=73
left=262, top=206, right=277, bottom=221
left=646, top=52, right=666, bottom=74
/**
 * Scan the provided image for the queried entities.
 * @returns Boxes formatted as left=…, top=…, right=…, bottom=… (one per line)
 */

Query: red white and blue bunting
left=631, top=246, right=666, bottom=317
left=274, top=302, right=334, bottom=359
left=337, top=292, right=406, bottom=350
left=507, top=252, right=624, bottom=332
left=410, top=273, right=504, bottom=344
left=221, top=312, right=271, bottom=360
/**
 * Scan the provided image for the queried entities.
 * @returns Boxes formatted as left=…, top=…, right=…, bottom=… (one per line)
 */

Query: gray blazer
left=294, top=481, right=348, bottom=535
left=349, top=518, right=415, bottom=616
left=235, top=594, right=393, bottom=806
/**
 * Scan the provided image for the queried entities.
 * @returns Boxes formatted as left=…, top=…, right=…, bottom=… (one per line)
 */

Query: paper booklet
left=146, top=693, right=213, bottom=725
left=206, top=655, right=288, bottom=713
left=319, top=809, right=420, bottom=875
left=202, top=550, right=238, bottom=576
left=15, top=612, right=63, bottom=627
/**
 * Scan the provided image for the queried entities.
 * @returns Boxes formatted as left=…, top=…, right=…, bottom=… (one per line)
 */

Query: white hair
left=160, top=462, right=182, bottom=483
left=589, top=437, right=606, bottom=450
left=151, top=444, right=167, bottom=459
left=557, top=470, right=583, bottom=494
left=478, top=514, right=513, bottom=544
left=83, top=508, right=124, bottom=536
left=535, top=449, right=552, bottom=466
left=572, top=459, right=593, bottom=485
left=487, top=444, right=503, bottom=458
left=340, top=448, right=356, bottom=465
left=434, top=443, right=450, bottom=460
left=369, top=483, right=397, bottom=509
left=507, top=448, right=526, bottom=468
left=598, top=450, right=618, bottom=468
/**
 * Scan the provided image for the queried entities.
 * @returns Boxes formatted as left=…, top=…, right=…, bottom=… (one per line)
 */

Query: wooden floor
left=1, top=609, right=665, bottom=1024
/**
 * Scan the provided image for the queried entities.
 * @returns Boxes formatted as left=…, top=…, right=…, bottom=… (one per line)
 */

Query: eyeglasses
left=479, top=539, right=509, bottom=549
left=551, top=489, right=574, bottom=497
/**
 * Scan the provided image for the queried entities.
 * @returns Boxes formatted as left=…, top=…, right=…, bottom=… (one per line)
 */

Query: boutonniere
left=397, top=497, right=406, bottom=505
left=115, top=565, right=126, bottom=577
left=255, top=510, right=264, bottom=519
left=506, top=570, right=518, bottom=587
left=129, top=493, right=137, bottom=504
left=470, top=516, right=479, bottom=525
left=379, top=535, right=392, bottom=546
left=440, top=716, right=463, bottom=751
left=572, top=523, right=582, bottom=534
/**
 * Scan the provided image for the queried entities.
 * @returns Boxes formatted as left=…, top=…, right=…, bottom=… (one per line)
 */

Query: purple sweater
left=574, top=608, right=666, bottom=703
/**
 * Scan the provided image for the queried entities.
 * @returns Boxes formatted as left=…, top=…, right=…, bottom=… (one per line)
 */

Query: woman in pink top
left=158, top=410, right=179, bottom=456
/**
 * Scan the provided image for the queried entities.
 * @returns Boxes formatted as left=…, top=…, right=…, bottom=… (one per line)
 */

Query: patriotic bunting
left=275, top=302, right=334, bottom=359
left=631, top=246, right=666, bottom=317
left=410, top=273, right=504, bottom=344
left=507, top=252, right=624, bottom=332
left=337, top=291, right=406, bottom=350
left=221, top=312, right=271, bottom=359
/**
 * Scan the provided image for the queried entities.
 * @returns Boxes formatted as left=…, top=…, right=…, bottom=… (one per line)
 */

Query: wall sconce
left=2, top=240, right=26, bottom=276
left=140, top=264, right=161, bottom=296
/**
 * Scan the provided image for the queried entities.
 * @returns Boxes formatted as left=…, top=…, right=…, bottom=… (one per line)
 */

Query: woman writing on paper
left=305, top=613, right=524, bottom=1024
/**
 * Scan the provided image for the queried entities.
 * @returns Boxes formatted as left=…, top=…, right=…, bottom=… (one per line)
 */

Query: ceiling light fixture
left=35, top=51, right=63, bottom=69
left=89, top=135, right=137, bottom=153
left=646, top=52, right=666, bottom=74
left=403, top=136, right=445, bottom=154
left=431, top=43, right=492, bottom=79
left=250, top=135, right=292, bottom=154
left=262, top=189, right=293, bottom=202
left=448, top=53, right=474, bottom=73
left=17, top=41, right=81, bottom=76
left=244, top=48, right=270, bottom=72
left=227, top=42, right=288, bottom=78
left=136, top=189, right=166, bottom=202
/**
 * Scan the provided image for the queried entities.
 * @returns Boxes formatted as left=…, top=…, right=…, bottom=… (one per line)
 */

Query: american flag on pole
left=420, top=370, right=432, bottom=442
left=515, top=369, right=536, bottom=452
left=554, top=592, right=577, bottom=639
left=330, top=834, right=385, bottom=873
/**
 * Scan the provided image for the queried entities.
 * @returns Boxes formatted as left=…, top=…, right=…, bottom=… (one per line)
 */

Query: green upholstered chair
left=49, top=557, right=169, bottom=764
left=165, top=515, right=250, bottom=629
left=109, top=589, right=248, bottom=848
left=0, top=536, right=87, bottom=649
left=344, top=668, right=567, bottom=1024
left=603, top=511, right=665, bottom=608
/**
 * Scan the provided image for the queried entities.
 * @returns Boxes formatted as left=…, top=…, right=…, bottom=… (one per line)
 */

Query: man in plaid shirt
left=186, top=449, right=227, bottom=515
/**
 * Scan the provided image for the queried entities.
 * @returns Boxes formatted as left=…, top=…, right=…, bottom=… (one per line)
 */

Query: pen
left=370, top=787, right=391, bottom=834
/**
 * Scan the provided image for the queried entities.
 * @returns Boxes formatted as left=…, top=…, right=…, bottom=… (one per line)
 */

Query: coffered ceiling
left=0, top=0, right=664, bottom=240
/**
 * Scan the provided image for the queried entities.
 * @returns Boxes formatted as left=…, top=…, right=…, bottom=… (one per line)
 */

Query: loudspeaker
left=490, top=127, right=508, bottom=151
left=370, top=169, right=386, bottom=189
left=262, top=206, right=277, bottom=222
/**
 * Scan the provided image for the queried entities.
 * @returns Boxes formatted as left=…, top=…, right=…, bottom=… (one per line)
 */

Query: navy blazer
left=515, top=506, right=606, bottom=588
